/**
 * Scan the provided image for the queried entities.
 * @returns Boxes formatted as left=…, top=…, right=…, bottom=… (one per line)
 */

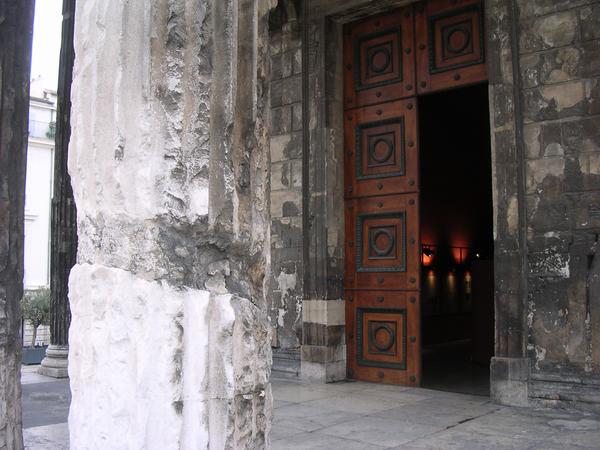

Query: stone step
left=272, top=348, right=300, bottom=380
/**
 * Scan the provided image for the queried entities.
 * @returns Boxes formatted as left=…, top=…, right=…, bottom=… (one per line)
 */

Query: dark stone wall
left=268, top=2, right=304, bottom=351
left=518, top=0, right=600, bottom=406
left=299, top=9, right=348, bottom=381
left=486, top=0, right=531, bottom=406
left=266, top=0, right=600, bottom=402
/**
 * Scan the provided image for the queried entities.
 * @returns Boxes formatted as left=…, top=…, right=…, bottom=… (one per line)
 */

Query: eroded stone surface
left=521, top=0, right=600, bottom=405
left=68, top=0, right=274, bottom=447
left=268, top=5, right=304, bottom=362
left=0, top=2, right=34, bottom=449
left=68, top=265, right=271, bottom=449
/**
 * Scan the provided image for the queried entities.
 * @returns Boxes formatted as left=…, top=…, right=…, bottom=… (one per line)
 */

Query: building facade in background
left=22, top=80, right=56, bottom=347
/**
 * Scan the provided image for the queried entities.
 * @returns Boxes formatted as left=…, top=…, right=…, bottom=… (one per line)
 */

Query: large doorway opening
left=418, top=84, right=494, bottom=396
left=341, top=0, right=491, bottom=388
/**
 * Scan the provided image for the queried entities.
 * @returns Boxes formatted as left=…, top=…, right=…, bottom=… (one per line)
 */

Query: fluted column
left=67, top=0, right=276, bottom=447
left=0, top=1, right=35, bottom=448
left=39, top=0, right=77, bottom=379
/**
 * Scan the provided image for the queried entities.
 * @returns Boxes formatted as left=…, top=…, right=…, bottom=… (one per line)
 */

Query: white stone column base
left=39, top=345, right=69, bottom=378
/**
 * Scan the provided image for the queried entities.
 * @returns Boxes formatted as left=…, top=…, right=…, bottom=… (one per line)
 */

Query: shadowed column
left=39, top=0, right=77, bottom=380
left=0, top=1, right=35, bottom=448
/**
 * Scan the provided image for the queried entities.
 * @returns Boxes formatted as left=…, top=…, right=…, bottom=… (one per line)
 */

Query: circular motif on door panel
left=368, top=47, right=392, bottom=74
left=372, top=324, right=396, bottom=352
left=370, top=137, right=394, bottom=164
left=445, top=26, right=471, bottom=55
left=370, top=228, right=395, bottom=257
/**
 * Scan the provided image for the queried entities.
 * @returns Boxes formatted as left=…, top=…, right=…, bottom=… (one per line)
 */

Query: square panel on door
left=345, top=291, right=421, bottom=385
left=429, top=4, right=484, bottom=73
left=358, top=118, right=405, bottom=181
left=344, top=99, right=418, bottom=198
left=358, top=308, right=407, bottom=369
left=359, top=30, right=402, bottom=89
left=357, top=212, right=406, bottom=273
left=416, top=0, right=486, bottom=94
left=344, top=194, right=419, bottom=291
left=344, top=7, right=415, bottom=109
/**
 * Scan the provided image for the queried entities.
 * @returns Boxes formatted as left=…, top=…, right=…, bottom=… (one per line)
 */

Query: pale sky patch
left=30, top=0, right=62, bottom=97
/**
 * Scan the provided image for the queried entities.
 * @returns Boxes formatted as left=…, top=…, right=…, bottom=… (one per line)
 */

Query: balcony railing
left=29, top=120, right=55, bottom=140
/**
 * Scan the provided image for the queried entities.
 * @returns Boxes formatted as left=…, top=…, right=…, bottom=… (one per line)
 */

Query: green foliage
left=46, top=121, right=56, bottom=139
left=21, top=288, right=51, bottom=330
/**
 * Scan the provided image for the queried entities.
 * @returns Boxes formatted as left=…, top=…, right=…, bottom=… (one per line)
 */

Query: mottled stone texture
left=0, top=2, right=34, bottom=449
left=268, top=1, right=304, bottom=355
left=516, top=0, right=600, bottom=409
left=68, top=0, right=275, bottom=447
left=485, top=0, right=531, bottom=406
left=299, top=10, right=347, bottom=382
left=266, top=0, right=353, bottom=382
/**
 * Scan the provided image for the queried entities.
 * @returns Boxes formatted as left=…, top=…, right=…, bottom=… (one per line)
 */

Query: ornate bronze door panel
left=415, top=0, right=486, bottom=94
left=344, top=6, right=421, bottom=386
left=343, top=8, right=416, bottom=109
left=343, top=0, right=486, bottom=386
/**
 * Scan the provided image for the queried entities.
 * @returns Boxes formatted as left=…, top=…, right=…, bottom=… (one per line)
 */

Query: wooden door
left=343, top=0, right=486, bottom=386
left=343, top=7, right=421, bottom=386
left=415, top=0, right=486, bottom=94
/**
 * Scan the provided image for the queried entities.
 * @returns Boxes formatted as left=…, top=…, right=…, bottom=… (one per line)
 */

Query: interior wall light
left=422, top=247, right=434, bottom=257
left=422, top=245, right=435, bottom=267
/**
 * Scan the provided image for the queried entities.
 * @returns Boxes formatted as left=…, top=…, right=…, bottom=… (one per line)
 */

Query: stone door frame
left=300, top=0, right=530, bottom=405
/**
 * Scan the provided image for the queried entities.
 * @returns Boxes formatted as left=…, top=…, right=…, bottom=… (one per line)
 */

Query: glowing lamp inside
left=422, top=246, right=435, bottom=266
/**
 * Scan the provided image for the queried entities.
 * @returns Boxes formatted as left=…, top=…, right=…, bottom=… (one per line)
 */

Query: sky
left=30, top=0, right=63, bottom=96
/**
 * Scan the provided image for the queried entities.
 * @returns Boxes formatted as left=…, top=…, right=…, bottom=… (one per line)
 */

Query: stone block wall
left=518, top=0, right=600, bottom=407
left=268, top=4, right=304, bottom=352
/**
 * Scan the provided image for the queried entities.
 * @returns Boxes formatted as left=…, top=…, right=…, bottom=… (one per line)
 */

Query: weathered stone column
left=486, top=0, right=530, bottom=407
left=0, top=2, right=34, bottom=449
left=68, top=0, right=275, bottom=448
left=301, top=5, right=347, bottom=383
left=39, top=0, right=77, bottom=380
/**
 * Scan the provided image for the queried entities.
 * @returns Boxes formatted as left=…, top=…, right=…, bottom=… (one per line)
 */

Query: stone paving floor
left=271, top=380, right=600, bottom=450
left=21, top=365, right=70, bottom=450
left=20, top=367, right=600, bottom=449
